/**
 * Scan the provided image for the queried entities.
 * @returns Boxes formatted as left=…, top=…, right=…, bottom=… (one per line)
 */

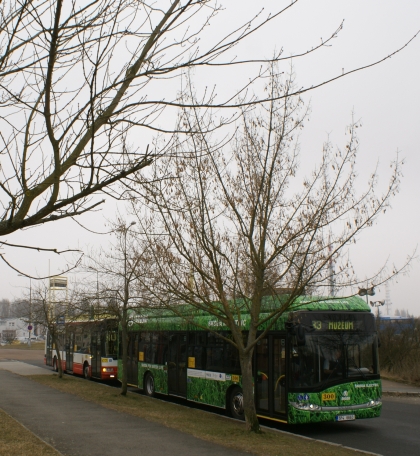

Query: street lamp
left=370, top=300, right=385, bottom=318
left=115, top=221, right=137, bottom=305
left=123, top=221, right=136, bottom=280
left=18, top=275, right=32, bottom=346
left=358, top=286, right=375, bottom=306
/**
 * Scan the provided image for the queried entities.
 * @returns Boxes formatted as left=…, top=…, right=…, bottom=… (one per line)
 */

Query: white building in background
left=0, top=317, right=34, bottom=342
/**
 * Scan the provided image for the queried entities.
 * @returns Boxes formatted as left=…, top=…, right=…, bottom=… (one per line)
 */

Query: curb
left=382, top=391, right=420, bottom=397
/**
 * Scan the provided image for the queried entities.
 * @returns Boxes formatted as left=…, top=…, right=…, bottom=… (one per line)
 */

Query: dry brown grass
left=0, top=408, right=60, bottom=456
left=379, top=320, right=420, bottom=386
left=0, top=348, right=44, bottom=362
left=30, top=374, right=368, bottom=456
left=0, top=342, right=45, bottom=351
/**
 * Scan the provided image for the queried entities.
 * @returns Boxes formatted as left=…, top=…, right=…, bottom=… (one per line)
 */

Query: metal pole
left=28, top=278, right=32, bottom=347
left=18, top=274, right=32, bottom=345
left=124, top=222, right=136, bottom=308
left=124, top=225, right=127, bottom=295
left=365, top=279, right=368, bottom=306
left=97, top=270, right=99, bottom=313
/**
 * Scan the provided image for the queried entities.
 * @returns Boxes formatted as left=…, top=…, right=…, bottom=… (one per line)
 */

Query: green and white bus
left=120, top=296, right=381, bottom=424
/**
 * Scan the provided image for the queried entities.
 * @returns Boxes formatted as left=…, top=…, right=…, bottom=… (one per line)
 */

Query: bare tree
left=2, top=331, right=17, bottom=345
left=133, top=67, right=409, bottom=432
left=27, top=283, right=76, bottom=378
left=0, top=299, right=11, bottom=318
left=84, top=218, right=149, bottom=395
left=1, top=1, right=417, bottom=274
left=0, top=1, right=285, bottom=256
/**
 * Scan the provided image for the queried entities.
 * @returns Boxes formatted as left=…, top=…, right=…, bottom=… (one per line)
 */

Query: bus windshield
left=289, top=312, right=379, bottom=390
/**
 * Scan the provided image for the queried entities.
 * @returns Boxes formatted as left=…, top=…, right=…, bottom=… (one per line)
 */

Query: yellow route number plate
left=322, top=393, right=336, bottom=401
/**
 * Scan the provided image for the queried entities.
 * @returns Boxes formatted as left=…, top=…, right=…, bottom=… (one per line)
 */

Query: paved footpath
left=381, top=378, right=420, bottom=395
left=0, top=363, right=248, bottom=456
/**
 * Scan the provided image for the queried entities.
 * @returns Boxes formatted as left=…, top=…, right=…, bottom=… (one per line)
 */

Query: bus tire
left=229, top=386, right=245, bottom=420
left=83, top=363, right=91, bottom=380
left=144, top=372, right=155, bottom=397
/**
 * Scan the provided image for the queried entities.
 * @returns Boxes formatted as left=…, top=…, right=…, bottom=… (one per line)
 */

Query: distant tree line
left=394, top=308, right=414, bottom=318
left=0, top=298, right=30, bottom=319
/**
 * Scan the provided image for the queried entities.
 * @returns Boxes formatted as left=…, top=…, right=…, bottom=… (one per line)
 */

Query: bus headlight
left=295, top=403, right=320, bottom=411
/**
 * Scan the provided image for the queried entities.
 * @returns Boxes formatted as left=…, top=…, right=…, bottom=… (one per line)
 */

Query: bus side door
left=127, top=332, right=139, bottom=386
left=168, top=333, right=187, bottom=397
left=255, top=336, right=286, bottom=418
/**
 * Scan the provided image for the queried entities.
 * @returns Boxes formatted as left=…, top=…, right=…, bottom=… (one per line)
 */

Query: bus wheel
left=144, top=373, right=155, bottom=397
left=83, top=364, right=91, bottom=380
left=230, top=387, right=245, bottom=420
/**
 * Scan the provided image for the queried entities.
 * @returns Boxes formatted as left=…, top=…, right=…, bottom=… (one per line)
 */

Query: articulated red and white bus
left=45, top=318, right=118, bottom=380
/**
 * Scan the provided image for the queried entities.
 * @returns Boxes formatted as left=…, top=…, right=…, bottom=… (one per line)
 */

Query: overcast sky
left=2, top=0, right=420, bottom=316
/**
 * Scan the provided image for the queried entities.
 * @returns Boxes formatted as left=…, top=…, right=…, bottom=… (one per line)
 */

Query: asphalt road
left=264, top=396, right=420, bottom=456
left=2, top=349, right=420, bottom=455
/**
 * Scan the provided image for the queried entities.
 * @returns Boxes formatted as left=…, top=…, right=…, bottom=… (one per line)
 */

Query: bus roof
left=127, top=295, right=370, bottom=332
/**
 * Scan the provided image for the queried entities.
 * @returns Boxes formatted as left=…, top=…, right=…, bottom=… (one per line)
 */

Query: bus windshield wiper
left=347, top=356, right=367, bottom=380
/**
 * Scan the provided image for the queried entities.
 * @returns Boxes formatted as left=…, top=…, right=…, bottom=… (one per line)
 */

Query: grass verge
left=0, top=342, right=45, bottom=350
left=0, top=408, right=60, bottom=456
left=29, top=374, right=367, bottom=456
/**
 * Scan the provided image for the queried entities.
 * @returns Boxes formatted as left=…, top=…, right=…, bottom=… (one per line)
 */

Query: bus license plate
left=336, top=414, right=355, bottom=422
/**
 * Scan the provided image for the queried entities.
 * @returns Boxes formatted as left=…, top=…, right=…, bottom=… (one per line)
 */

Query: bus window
left=224, top=342, right=240, bottom=374
left=187, top=333, right=206, bottom=370
left=82, top=332, right=91, bottom=353
left=256, top=338, right=269, bottom=411
left=347, top=339, right=378, bottom=375
left=106, top=330, right=118, bottom=359
left=206, top=333, right=224, bottom=372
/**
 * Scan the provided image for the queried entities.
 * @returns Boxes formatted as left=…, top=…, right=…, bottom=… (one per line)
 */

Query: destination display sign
left=312, top=320, right=360, bottom=331
left=291, top=312, right=375, bottom=333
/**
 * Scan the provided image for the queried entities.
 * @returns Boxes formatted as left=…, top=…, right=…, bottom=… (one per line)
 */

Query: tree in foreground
left=26, top=283, right=79, bottom=379
left=83, top=218, right=149, bottom=395
left=1, top=1, right=416, bottom=274
left=133, top=68, right=406, bottom=432
left=0, top=0, right=304, bottom=265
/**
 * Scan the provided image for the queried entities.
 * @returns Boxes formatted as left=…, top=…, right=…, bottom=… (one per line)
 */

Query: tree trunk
left=239, top=353, right=261, bottom=433
left=120, top=313, right=128, bottom=396
left=52, top=332, right=63, bottom=379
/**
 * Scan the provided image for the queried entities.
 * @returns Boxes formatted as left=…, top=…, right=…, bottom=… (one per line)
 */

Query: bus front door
left=91, top=332, right=101, bottom=378
left=273, top=337, right=286, bottom=415
left=255, top=336, right=286, bottom=418
left=168, top=333, right=187, bottom=397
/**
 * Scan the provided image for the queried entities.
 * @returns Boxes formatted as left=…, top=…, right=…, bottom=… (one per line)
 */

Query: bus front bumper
left=288, top=400, right=382, bottom=424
